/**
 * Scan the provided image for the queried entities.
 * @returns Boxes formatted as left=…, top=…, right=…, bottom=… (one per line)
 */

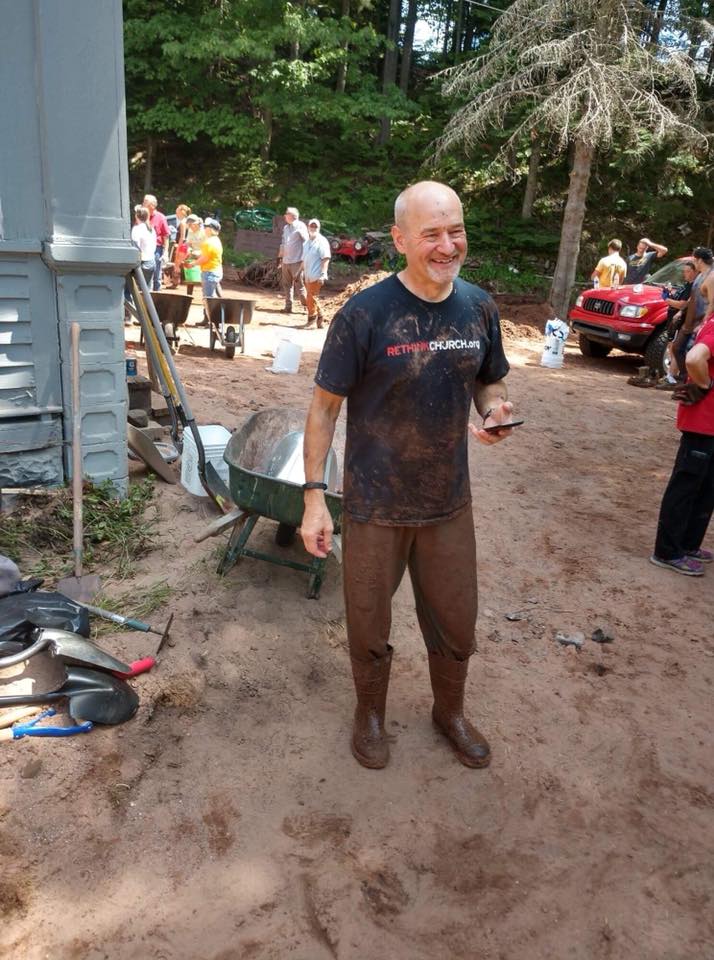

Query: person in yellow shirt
left=195, top=217, right=223, bottom=297
left=591, top=239, right=627, bottom=289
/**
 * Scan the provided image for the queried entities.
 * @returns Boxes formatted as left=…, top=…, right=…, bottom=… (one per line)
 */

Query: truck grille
left=582, top=297, right=615, bottom=317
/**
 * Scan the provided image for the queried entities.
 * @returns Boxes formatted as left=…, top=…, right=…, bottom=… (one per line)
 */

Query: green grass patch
left=0, top=479, right=158, bottom=581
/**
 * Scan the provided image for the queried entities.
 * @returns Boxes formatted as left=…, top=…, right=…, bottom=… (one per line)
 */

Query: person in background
left=142, top=194, right=171, bottom=290
left=302, top=218, right=331, bottom=328
left=188, top=217, right=223, bottom=323
left=183, top=215, right=205, bottom=298
left=650, top=306, right=714, bottom=576
left=591, top=239, right=627, bottom=289
left=671, top=248, right=714, bottom=382
left=131, top=205, right=157, bottom=286
left=169, top=203, right=192, bottom=289
left=657, top=260, right=697, bottom=388
left=175, top=204, right=191, bottom=245
left=625, top=237, right=668, bottom=285
left=278, top=206, right=308, bottom=314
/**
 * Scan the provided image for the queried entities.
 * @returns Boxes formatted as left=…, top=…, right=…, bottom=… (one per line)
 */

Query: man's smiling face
left=392, top=184, right=467, bottom=294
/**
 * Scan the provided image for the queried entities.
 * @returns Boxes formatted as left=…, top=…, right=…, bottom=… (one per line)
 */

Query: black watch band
left=302, top=481, right=328, bottom=491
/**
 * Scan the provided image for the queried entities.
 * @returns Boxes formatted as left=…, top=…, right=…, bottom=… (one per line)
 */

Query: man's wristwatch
left=302, top=481, right=327, bottom=491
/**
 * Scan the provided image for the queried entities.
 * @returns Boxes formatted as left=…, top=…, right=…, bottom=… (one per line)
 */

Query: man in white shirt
left=278, top=206, right=308, bottom=314
left=302, top=219, right=332, bottom=328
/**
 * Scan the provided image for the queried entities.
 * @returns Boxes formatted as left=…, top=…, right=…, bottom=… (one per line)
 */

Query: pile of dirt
left=495, top=295, right=553, bottom=342
left=323, top=270, right=392, bottom=312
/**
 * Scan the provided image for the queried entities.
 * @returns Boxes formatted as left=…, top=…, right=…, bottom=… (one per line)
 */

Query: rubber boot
left=350, top=651, right=392, bottom=769
left=428, top=652, right=491, bottom=768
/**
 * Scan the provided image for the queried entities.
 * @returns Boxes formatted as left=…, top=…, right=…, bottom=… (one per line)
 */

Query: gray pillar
left=0, top=0, right=138, bottom=493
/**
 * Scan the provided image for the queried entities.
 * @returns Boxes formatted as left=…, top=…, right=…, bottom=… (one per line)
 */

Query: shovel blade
left=42, top=629, right=131, bottom=674
left=0, top=666, right=139, bottom=726
left=62, top=668, right=139, bottom=725
left=56, top=574, right=101, bottom=605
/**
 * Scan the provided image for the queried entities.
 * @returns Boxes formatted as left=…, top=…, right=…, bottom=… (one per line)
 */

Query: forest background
left=123, top=0, right=714, bottom=304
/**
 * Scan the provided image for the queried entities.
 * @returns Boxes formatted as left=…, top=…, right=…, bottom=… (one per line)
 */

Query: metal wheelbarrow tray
left=218, top=409, right=342, bottom=598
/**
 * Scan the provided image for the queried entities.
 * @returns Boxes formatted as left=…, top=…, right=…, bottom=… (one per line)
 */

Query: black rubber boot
left=428, top=652, right=491, bottom=768
left=350, top=651, right=392, bottom=769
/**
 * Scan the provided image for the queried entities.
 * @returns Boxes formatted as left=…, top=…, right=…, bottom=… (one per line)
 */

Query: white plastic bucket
left=267, top=339, right=302, bottom=374
left=180, top=424, right=231, bottom=497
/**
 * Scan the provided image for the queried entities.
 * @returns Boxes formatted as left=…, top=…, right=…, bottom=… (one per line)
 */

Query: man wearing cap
left=142, top=194, right=171, bottom=290
left=302, top=219, right=331, bottom=328
left=278, top=207, right=308, bottom=314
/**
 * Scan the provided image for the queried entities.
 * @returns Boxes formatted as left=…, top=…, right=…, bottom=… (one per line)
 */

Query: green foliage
left=0, top=479, right=158, bottom=580
left=123, top=0, right=714, bottom=295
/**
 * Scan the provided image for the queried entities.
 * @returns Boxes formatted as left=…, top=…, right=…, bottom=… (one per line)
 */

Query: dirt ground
left=1, top=280, right=712, bottom=960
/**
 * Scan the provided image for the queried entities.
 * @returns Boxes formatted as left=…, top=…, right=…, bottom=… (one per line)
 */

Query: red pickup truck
left=568, top=259, right=687, bottom=375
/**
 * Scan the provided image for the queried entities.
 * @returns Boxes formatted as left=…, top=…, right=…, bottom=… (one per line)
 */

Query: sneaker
left=684, top=548, right=713, bottom=563
left=649, top=555, right=704, bottom=576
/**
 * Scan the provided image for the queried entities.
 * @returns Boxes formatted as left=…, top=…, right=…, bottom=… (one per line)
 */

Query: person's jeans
left=202, top=270, right=223, bottom=299
left=153, top=249, right=164, bottom=290
left=654, top=431, right=714, bottom=560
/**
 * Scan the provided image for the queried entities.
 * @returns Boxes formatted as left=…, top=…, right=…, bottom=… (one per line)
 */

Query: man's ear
left=391, top=224, right=406, bottom=254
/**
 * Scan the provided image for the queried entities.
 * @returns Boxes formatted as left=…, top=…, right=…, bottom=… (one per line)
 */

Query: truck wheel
left=578, top=335, right=612, bottom=358
left=644, top=329, right=669, bottom=377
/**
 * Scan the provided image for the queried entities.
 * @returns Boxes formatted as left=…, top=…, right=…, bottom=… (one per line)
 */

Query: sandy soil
left=1, top=281, right=712, bottom=960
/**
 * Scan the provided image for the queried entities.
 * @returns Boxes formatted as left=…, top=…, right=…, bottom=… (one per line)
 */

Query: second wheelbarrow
left=206, top=296, right=256, bottom=358
left=217, top=408, right=342, bottom=599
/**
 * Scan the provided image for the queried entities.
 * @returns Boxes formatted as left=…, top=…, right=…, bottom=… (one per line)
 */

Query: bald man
left=300, top=181, right=517, bottom=770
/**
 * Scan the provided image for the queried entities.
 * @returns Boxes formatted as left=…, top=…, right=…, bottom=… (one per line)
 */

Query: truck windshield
left=646, top=261, right=686, bottom=287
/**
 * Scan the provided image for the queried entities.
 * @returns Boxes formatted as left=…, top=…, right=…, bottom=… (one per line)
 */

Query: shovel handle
left=0, top=707, right=44, bottom=729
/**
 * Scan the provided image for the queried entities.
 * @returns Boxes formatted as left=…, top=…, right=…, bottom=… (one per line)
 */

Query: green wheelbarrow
left=217, top=409, right=342, bottom=599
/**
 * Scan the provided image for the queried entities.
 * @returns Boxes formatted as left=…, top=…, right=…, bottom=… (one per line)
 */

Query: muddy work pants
left=342, top=508, right=478, bottom=664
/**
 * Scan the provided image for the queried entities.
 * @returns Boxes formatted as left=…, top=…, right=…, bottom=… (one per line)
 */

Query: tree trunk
left=335, top=0, right=350, bottom=94
left=521, top=137, right=541, bottom=220
left=376, top=0, right=401, bottom=146
left=399, top=0, right=418, bottom=95
left=442, top=1, right=452, bottom=59
left=550, top=139, right=594, bottom=319
left=261, top=107, right=273, bottom=162
left=452, top=0, right=464, bottom=59
left=650, top=0, right=667, bottom=44
left=143, top=135, right=154, bottom=193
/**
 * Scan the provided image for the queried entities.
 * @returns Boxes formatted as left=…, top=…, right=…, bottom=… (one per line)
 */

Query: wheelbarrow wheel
left=164, top=321, right=177, bottom=354
left=275, top=523, right=297, bottom=547
left=225, top=325, right=237, bottom=360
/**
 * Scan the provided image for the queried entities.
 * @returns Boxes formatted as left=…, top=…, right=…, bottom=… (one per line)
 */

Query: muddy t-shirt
left=315, top=274, right=510, bottom=525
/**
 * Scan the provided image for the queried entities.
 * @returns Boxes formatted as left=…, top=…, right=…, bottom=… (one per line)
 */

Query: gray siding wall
left=0, top=0, right=137, bottom=492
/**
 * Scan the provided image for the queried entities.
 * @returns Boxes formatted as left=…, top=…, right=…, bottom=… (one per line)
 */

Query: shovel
left=0, top=666, right=139, bottom=725
left=56, top=323, right=101, bottom=603
left=0, top=628, right=131, bottom=674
